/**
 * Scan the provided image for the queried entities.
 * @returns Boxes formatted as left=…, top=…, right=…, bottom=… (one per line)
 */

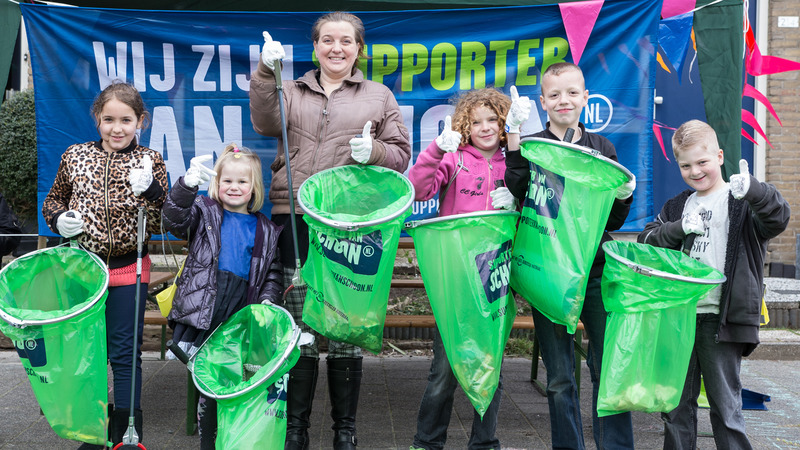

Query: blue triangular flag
left=658, top=11, right=694, bottom=80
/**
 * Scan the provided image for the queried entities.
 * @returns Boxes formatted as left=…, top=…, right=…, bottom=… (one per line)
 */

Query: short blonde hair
left=671, top=120, right=720, bottom=159
left=450, top=88, right=512, bottom=148
left=208, top=143, right=265, bottom=212
left=542, top=61, right=584, bottom=81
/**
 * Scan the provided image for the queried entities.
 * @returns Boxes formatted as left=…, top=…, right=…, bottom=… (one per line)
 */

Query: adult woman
left=249, top=11, right=411, bottom=450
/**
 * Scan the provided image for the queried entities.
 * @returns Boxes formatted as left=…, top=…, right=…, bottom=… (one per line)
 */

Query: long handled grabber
left=272, top=58, right=305, bottom=289
left=113, top=206, right=147, bottom=450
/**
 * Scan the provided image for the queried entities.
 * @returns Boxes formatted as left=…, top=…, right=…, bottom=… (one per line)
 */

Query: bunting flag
left=746, top=40, right=800, bottom=77
left=653, top=122, right=677, bottom=161
left=741, top=109, right=773, bottom=149
left=661, top=0, right=696, bottom=20
left=741, top=128, right=757, bottom=146
left=657, top=12, right=694, bottom=78
left=559, top=0, right=604, bottom=65
left=742, top=83, right=781, bottom=126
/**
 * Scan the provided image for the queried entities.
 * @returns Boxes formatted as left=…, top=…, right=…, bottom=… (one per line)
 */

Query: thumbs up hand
left=261, top=31, right=285, bottom=71
left=129, top=154, right=153, bottom=197
left=184, top=155, right=218, bottom=188
left=435, top=116, right=462, bottom=153
left=349, top=121, right=373, bottom=164
left=729, top=159, right=751, bottom=200
left=505, top=85, right=531, bottom=134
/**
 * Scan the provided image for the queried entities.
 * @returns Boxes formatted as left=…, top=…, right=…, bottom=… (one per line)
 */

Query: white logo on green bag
left=314, top=230, right=383, bottom=275
left=475, top=239, right=513, bottom=304
left=523, top=166, right=564, bottom=219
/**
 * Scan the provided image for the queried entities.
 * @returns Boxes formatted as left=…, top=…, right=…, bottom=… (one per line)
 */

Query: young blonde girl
left=407, top=86, right=530, bottom=449
left=162, top=143, right=283, bottom=449
left=42, top=80, right=168, bottom=448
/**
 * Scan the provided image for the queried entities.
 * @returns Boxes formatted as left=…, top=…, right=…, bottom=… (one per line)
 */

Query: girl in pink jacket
left=409, top=87, right=529, bottom=217
left=407, top=86, right=531, bottom=450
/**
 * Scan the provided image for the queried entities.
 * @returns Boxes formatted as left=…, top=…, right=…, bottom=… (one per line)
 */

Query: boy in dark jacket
left=639, top=119, right=790, bottom=449
left=505, top=62, right=636, bottom=449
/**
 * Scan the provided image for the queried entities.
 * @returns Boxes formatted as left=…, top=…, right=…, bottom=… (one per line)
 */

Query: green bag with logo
left=298, top=165, right=414, bottom=354
left=0, top=246, right=109, bottom=446
left=406, top=210, right=518, bottom=417
left=190, top=303, right=301, bottom=449
left=510, top=138, right=632, bottom=333
left=598, top=241, right=726, bottom=416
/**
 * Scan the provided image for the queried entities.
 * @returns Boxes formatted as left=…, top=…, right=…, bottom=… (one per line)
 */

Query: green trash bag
left=510, top=138, right=633, bottom=333
left=190, top=303, right=302, bottom=450
left=406, top=210, right=519, bottom=417
left=298, top=165, right=414, bottom=354
left=597, top=240, right=726, bottom=417
left=0, top=245, right=109, bottom=445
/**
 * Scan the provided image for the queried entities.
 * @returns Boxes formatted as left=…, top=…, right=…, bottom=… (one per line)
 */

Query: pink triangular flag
left=741, top=109, right=773, bottom=149
left=747, top=41, right=800, bottom=76
left=653, top=123, right=669, bottom=161
left=742, top=83, right=782, bottom=126
left=741, top=128, right=758, bottom=146
left=559, top=1, right=604, bottom=65
left=661, top=0, right=696, bottom=20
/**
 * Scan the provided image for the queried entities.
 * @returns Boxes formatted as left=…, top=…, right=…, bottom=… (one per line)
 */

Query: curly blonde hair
left=208, top=143, right=265, bottom=213
left=450, top=88, right=512, bottom=148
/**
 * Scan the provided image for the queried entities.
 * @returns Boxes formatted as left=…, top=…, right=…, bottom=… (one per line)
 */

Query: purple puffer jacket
left=162, top=177, right=283, bottom=331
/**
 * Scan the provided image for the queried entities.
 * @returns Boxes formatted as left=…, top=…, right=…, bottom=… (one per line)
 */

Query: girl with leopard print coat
left=41, top=81, right=167, bottom=448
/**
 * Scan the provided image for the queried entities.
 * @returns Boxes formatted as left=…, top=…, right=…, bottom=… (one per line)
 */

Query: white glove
left=129, top=154, right=153, bottom=197
left=729, top=159, right=751, bottom=200
left=616, top=175, right=636, bottom=200
left=490, top=186, right=516, bottom=210
left=505, top=85, right=532, bottom=134
left=350, top=121, right=373, bottom=164
left=57, top=210, right=84, bottom=238
left=184, top=155, right=218, bottom=188
left=681, top=204, right=707, bottom=236
left=261, top=31, right=285, bottom=71
left=435, top=116, right=462, bottom=153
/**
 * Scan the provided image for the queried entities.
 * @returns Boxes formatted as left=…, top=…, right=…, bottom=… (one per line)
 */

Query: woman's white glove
left=490, top=187, right=516, bottom=210
left=350, top=121, right=373, bottom=164
left=261, top=31, right=285, bottom=71
left=729, top=159, right=751, bottom=200
left=57, top=211, right=84, bottom=238
left=505, top=86, right=531, bottom=134
left=615, top=175, right=636, bottom=200
left=435, top=116, right=461, bottom=153
left=184, top=155, right=217, bottom=188
left=681, top=204, right=707, bottom=236
left=129, top=154, right=153, bottom=197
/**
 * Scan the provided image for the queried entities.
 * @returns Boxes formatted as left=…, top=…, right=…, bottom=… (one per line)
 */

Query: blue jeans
left=533, top=276, right=633, bottom=449
left=413, top=328, right=502, bottom=450
left=662, top=314, right=752, bottom=450
left=106, top=283, right=147, bottom=409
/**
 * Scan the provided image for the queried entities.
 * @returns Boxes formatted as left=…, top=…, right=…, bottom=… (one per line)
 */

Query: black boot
left=110, top=408, right=143, bottom=446
left=285, top=356, right=319, bottom=450
left=328, top=358, right=362, bottom=450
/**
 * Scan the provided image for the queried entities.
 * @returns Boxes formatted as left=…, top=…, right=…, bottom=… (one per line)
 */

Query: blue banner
left=22, top=2, right=659, bottom=235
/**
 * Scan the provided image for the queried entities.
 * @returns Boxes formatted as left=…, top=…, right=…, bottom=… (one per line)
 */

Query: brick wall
left=765, top=1, right=800, bottom=275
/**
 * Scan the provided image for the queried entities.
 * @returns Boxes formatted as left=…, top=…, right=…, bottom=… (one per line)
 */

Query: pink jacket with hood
left=409, top=140, right=506, bottom=216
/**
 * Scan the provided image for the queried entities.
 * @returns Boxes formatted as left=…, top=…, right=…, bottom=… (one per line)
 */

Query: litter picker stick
left=273, top=66, right=305, bottom=286
left=114, top=206, right=147, bottom=449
